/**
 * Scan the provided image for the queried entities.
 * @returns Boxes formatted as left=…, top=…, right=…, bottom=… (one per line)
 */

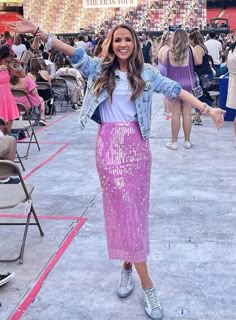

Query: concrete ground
left=0, top=93, right=235, bottom=320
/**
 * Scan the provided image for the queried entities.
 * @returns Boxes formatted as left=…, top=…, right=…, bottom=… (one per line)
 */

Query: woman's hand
left=0, top=65, right=8, bottom=71
left=3, top=16, right=37, bottom=34
left=209, top=107, right=225, bottom=129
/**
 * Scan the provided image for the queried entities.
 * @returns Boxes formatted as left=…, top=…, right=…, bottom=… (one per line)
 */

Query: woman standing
left=226, top=41, right=236, bottom=141
left=189, top=30, right=214, bottom=125
left=5, top=18, right=225, bottom=320
left=157, top=32, right=173, bottom=118
left=162, top=29, right=195, bottom=150
left=0, top=45, right=25, bottom=132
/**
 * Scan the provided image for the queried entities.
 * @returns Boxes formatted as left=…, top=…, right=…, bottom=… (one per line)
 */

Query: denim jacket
left=71, top=48, right=182, bottom=140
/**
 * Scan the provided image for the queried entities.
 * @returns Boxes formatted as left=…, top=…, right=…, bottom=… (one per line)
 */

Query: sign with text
left=83, top=0, right=137, bottom=8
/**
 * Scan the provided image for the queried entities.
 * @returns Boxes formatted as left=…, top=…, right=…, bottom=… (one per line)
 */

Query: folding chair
left=0, top=160, right=44, bottom=264
left=51, top=78, right=72, bottom=111
left=12, top=103, right=40, bottom=160
left=36, top=81, right=55, bottom=118
left=58, top=74, right=79, bottom=86
left=11, top=88, right=40, bottom=122
left=59, top=74, right=84, bottom=104
left=0, top=117, right=25, bottom=171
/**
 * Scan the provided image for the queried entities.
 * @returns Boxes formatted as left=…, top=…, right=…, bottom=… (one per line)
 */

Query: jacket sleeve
left=150, top=66, right=182, bottom=100
left=70, top=48, right=100, bottom=79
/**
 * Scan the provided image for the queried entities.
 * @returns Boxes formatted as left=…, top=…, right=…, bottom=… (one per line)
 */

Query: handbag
left=199, top=73, right=213, bottom=91
left=188, top=48, right=203, bottom=98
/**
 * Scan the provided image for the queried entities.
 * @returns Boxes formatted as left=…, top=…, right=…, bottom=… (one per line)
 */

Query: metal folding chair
left=36, top=81, right=55, bottom=118
left=12, top=103, right=40, bottom=160
left=0, top=160, right=44, bottom=264
left=11, top=88, right=39, bottom=122
left=51, top=78, right=72, bottom=111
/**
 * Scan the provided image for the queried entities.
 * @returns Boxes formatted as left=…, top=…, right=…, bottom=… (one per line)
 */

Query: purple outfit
left=96, top=122, right=151, bottom=262
left=158, top=60, right=167, bottom=77
left=166, top=49, right=195, bottom=92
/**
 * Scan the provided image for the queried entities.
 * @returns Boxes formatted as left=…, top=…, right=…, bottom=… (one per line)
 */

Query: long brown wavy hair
left=189, top=30, right=208, bottom=53
left=170, top=29, right=189, bottom=65
left=93, top=24, right=145, bottom=101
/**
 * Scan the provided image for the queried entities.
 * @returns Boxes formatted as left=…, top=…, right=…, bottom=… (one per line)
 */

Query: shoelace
left=119, top=269, right=132, bottom=288
left=145, top=288, right=162, bottom=310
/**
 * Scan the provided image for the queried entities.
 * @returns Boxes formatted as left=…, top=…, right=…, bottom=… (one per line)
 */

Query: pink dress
left=13, top=77, right=41, bottom=109
left=0, top=71, right=19, bottom=122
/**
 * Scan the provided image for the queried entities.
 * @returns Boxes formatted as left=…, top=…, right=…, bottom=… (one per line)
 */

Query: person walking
left=5, top=18, right=225, bottom=320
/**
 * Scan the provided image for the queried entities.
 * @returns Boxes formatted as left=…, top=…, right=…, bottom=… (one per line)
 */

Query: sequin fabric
left=96, top=122, right=152, bottom=262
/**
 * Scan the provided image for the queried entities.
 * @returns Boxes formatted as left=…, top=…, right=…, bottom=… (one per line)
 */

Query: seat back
left=11, top=88, right=35, bottom=110
left=0, top=159, right=20, bottom=178
left=36, top=81, right=53, bottom=102
left=0, top=160, right=30, bottom=198
left=59, top=74, right=78, bottom=85
left=51, top=78, right=69, bottom=95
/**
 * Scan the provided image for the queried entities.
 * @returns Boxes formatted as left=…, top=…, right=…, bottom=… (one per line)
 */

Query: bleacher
left=206, top=8, right=222, bottom=21
left=220, top=7, right=236, bottom=31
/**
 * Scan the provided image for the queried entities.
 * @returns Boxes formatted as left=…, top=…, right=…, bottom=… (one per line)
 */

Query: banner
left=83, top=0, right=137, bottom=8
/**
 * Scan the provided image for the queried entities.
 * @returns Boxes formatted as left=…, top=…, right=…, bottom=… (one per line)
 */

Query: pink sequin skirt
left=96, top=122, right=152, bottom=263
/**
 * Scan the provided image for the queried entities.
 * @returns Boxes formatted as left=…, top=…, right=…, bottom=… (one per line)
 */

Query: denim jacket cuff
left=71, top=48, right=85, bottom=65
left=169, top=83, right=182, bottom=100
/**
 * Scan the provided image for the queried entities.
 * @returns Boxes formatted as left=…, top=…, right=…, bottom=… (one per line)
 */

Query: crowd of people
left=0, top=15, right=235, bottom=320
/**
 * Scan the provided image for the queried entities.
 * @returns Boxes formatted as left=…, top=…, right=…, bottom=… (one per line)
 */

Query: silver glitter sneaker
left=143, top=287, right=163, bottom=320
left=117, top=268, right=134, bottom=298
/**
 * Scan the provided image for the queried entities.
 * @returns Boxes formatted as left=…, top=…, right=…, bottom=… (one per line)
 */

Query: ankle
left=123, top=262, right=132, bottom=270
left=141, top=278, right=153, bottom=290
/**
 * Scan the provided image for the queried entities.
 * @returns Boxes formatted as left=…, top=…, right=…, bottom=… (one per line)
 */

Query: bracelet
left=200, top=103, right=211, bottom=116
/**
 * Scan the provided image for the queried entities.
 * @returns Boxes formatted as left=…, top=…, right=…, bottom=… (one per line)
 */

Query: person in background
left=204, top=30, right=222, bottom=76
left=0, top=46, right=26, bottom=132
left=162, top=29, right=195, bottom=150
left=54, top=53, right=84, bottom=110
left=3, top=30, right=13, bottom=47
left=226, top=41, right=236, bottom=144
left=0, top=126, right=20, bottom=184
left=189, top=30, right=214, bottom=125
left=157, top=32, right=173, bottom=118
left=10, top=74, right=47, bottom=126
left=141, top=32, right=152, bottom=64
left=12, top=35, right=26, bottom=59
left=6, top=18, right=225, bottom=320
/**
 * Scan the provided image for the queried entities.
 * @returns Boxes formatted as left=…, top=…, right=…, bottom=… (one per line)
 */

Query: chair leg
left=31, top=204, right=44, bottom=236
left=0, top=206, right=44, bottom=263
left=16, top=150, right=25, bottom=171
left=31, top=128, right=40, bottom=151
left=18, top=210, right=32, bottom=264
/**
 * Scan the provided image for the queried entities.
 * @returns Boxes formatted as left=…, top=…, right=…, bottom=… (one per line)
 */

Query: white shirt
left=74, top=41, right=87, bottom=50
left=99, top=70, right=137, bottom=123
left=204, top=39, right=222, bottom=65
left=12, top=44, right=27, bottom=59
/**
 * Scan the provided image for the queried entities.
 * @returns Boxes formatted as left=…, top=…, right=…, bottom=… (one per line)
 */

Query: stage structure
left=23, top=0, right=206, bottom=34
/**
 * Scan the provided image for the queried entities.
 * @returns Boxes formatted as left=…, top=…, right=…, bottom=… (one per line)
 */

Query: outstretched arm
left=4, top=16, right=76, bottom=57
left=179, top=89, right=225, bottom=130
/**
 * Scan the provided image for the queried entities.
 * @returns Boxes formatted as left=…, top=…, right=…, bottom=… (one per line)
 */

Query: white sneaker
left=165, top=141, right=177, bottom=150
left=117, top=268, right=134, bottom=298
left=144, top=287, right=163, bottom=320
left=184, top=141, right=192, bottom=149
